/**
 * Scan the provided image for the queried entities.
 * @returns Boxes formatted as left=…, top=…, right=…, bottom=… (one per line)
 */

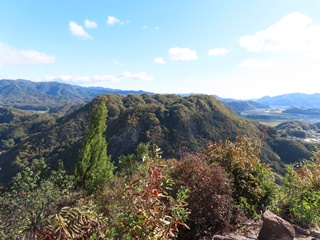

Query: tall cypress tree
left=75, top=100, right=114, bottom=193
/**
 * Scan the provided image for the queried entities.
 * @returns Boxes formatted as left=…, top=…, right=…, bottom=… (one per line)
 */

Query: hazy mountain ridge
left=2, top=79, right=320, bottom=110
left=0, top=79, right=152, bottom=108
left=256, top=93, right=320, bottom=108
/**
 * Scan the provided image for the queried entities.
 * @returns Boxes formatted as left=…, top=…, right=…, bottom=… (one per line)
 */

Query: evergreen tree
left=75, top=100, right=114, bottom=192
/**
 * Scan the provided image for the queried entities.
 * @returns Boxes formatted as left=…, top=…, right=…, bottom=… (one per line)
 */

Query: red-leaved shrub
left=170, top=154, right=244, bottom=239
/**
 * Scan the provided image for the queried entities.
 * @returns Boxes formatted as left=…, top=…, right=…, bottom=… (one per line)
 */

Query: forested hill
left=0, top=79, right=152, bottom=109
left=0, top=94, right=282, bottom=185
left=225, top=100, right=269, bottom=112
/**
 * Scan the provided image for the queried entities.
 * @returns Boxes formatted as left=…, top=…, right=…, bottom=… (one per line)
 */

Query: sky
left=1, top=0, right=320, bottom=99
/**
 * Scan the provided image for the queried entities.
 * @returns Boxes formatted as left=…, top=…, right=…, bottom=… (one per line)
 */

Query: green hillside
left=225, top=100, right=269, bottom=112
left=0, top=105, right=83, bottom=150
left=106, top=94, right=270, bottom=158
left=0, top=94, right=284, bottom=184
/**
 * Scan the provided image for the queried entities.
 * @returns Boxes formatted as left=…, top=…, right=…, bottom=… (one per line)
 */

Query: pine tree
left=75, top=100, right=114, bottom=193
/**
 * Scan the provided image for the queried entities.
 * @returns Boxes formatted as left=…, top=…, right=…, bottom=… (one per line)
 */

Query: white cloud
left=142, top=25, right=160, bottom=30
left=167, top=47, right=198, bottom=61
left=226, top=12, right=320, bottom=98
left=44, top=72, right=154, bottom=86
left=84, top=19, right=97, bottom=29
left=208, top=48, right=231, bottom=56
left=118, top=71, right=154, bottom=81
left=0, top=42, right=55, bottom=67
left=107, top=16, right=120, bottom=25
left=154, top=57, right=166, bottom=64
left=239, top=12, right=320, bottom=53
left=239, top=58, right=277, bottom=68
left=69, top=21, right=91, bottom=39
left=213, top=55, right=320, bottom=99
left=45, top=75, right=118, bottom=84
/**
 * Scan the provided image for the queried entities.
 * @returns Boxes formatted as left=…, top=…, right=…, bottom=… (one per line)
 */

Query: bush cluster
left=204, top=136, right=276, bottom=218
left=278, top=152, right=320, bottom=225
left=1, top=136, right=279, bottom=239
left=169, top=154, right=240, bottom=239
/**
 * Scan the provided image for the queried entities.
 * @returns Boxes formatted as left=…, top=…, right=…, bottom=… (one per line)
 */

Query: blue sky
left=1, top=0, right=320, bottom=99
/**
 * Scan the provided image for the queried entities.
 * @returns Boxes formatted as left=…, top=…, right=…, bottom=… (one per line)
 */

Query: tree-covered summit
left=0, top=94, right=289, bottom=184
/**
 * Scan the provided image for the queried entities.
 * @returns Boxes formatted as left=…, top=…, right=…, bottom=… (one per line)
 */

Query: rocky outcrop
left=213, top=234, right=255, bottom=240
left=258, top=210, right=295, bottom=240
left=212, top=211, right=320, bottom=240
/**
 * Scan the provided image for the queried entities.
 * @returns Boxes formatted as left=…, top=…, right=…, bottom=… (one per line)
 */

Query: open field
left=241, top=108, right=320, bottom=126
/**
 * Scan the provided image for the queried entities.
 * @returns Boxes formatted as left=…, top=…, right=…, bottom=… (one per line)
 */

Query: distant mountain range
left=255, top=93, right=320, bottom=108
left=218, top=93, right=320, bottom=110
left=1, top=79, right=320, bottom=110
left=0, top=79, right=152, bottom=109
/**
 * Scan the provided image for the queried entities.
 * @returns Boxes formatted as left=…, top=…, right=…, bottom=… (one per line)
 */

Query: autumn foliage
left=170, top=154, right=239, bottom=239
left=205, top=136, right=276, bottom=218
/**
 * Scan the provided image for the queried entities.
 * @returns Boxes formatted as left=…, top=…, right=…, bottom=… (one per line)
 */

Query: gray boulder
left=258, top=210, right=295, bottom=240
left=213, top=234, right=255, bottom=240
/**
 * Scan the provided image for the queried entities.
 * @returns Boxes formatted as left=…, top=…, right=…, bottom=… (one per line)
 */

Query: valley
left=241, top=107, right=320, bottom=125
left=240, top=107, right=320, bottom=145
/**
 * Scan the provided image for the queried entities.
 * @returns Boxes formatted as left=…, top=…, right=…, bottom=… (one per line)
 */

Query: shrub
left=205, top=136, right=276, bottom=218
left=0, top=160, right=76, bottom=239
left=279, top=152, right=320, bottom=225
left=114, top=145, right=190, bottom=239
left=170, top=154, right=241, bottom=239
left=117, top=142, right=151, bottom=179
left=38, top=201, right=108, bottom=240
left=95, top=144, right=190, bottom=239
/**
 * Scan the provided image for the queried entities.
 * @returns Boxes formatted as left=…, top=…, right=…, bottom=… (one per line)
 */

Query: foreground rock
left=258, top=210, right=295, bottom=240
left=213, top=234, right=255, bottom=240
left=212, top=211, right=320, bottom=240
